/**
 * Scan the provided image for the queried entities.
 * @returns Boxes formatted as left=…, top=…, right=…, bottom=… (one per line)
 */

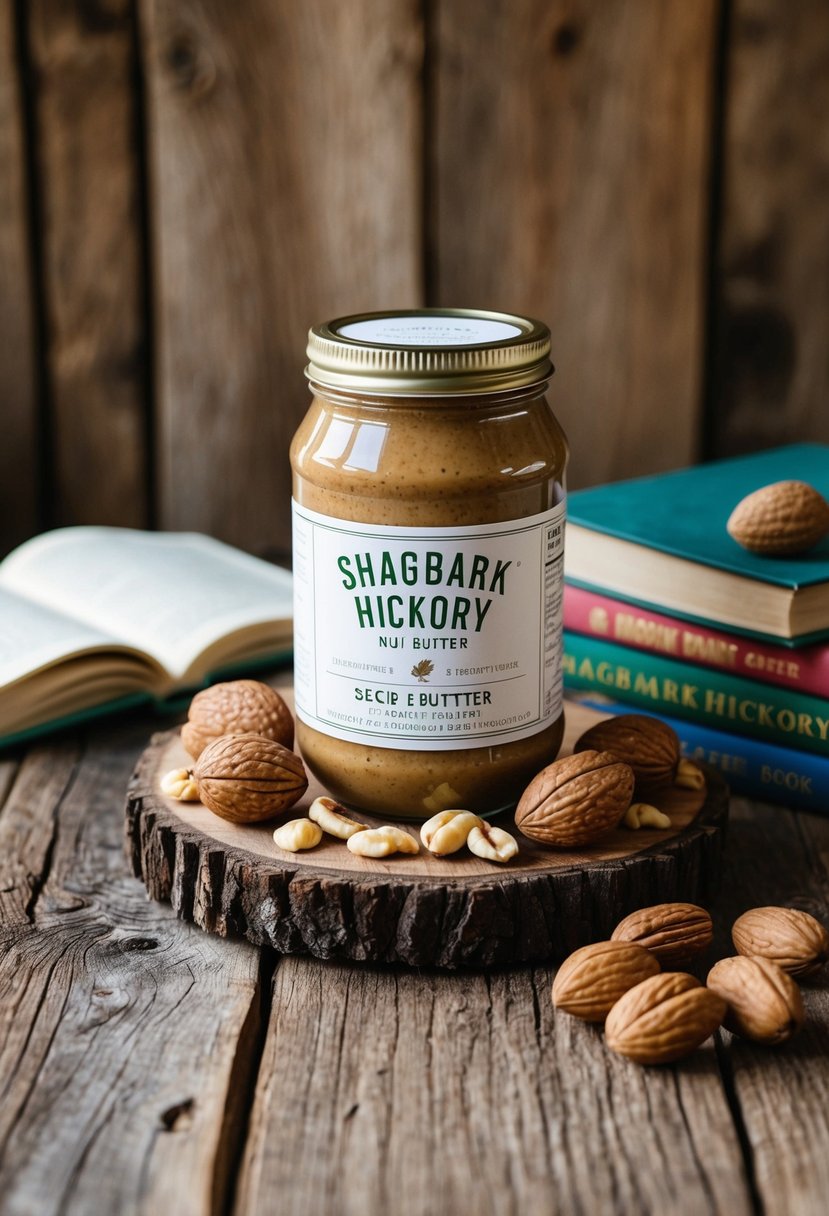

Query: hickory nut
left=272, top=818, right=322, bottom=852
left=732, top=906, right=829, bottom=978
left=574, top=714, right=680, bottom=796
left=707, top=956, right=803, bottom=1045
left=727, top=480, right=829, bottom=555
left=611, top=903, right=713, bottom=967
left=193, top=732, right=308, bottom=824
left=182, top=679, right=294, bottom=760
left=514, top=750, right=634, bottom=848
left=552, top=941, right=661, bottom=1022
left=605, top=973, right=725, bottom=1065
left=467, top=823, right=519, bottom=863
left=308, top=796, right=367, bottom=840
left=421, top=809, right=482, bottom=855
left=347, top=826, right=419, bottom=858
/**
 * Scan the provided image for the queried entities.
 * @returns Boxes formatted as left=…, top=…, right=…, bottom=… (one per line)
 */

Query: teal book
left=565, top=443, right=829, bottom=643
left=563, top=631, right=829, bottom=759
left=0, top=527, right=293, bottom=750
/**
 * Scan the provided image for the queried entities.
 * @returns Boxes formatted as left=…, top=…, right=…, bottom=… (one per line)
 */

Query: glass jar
left=291, top=309, right=568, bottom=818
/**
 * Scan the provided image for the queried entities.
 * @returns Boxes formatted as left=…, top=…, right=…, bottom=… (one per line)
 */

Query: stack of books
left=562, top=443, right=829, bottom=812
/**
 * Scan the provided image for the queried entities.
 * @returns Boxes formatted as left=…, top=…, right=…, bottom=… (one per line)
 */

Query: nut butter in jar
left=291, top=309, right=568, bottom=818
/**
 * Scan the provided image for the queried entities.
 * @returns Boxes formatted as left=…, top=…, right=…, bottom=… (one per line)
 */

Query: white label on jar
left=292, top=500, right=565, bottom=751
left=336, top=315, right=523, bottom=347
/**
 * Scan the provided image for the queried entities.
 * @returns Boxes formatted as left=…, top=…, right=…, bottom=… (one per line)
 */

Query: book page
left=0, top=528, right=293, bottom=680
left=0, top=586, right=123, bottom=688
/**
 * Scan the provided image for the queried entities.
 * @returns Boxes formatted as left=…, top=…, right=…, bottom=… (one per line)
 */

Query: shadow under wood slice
left=0, top=718, right=266, bottom=1216
left=232, top=956, right=754, bottom=1216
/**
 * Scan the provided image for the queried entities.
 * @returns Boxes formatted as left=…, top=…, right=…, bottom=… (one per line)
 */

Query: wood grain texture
left=126, top=720, right=727, bottom=968
left=0, top=0, right=38, bottom=553
left=27, top=0, right=149, bottom=528
left=235, top=955, right=752, bottom=1216
left=713, top=0, right=829, bottom=455
left=0, top=721, right=263, bottom=1216
left=711, top=797, right=829, bottom=1216
left=142, top=0, right=423, bottom=557
left=430, top=0, right=717, bottom=489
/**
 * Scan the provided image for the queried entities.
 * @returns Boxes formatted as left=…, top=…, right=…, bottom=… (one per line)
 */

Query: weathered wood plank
left=430, top=0, right=717, bottom=488
left=711, top=798, right=829, bottom=1216
left=0, top=720, right=263, bottom=1216
left=0, top=0, right=38, bottom=553
left=713, top=0, right=829, bottom=454
left=235, top=956, right=751, bottom=1216
left=27, top=0, right=149, bottom=527
left=142, top=0, right=423, bottom=557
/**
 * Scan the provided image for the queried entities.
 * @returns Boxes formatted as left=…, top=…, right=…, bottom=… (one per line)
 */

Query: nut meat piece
left=605, top=973, right=725, bottom=1065
left=308, top=796, right=367, bottom=840
left=707, top=956, right=803, bottom=1045
left=727, top=480, right=829, bottom=555
left=194, top=732, right=308, bottom=824
left=574, top=714, right=679, bottom=795
left=160, top=767, right=199, bottom=801
left=347, top=826, right=419, bottom=858
left=182, top=679, right=294, bottom=759
left=467, top=823, right=519, bottom=863
left=611, top=903, right=713, bottom=967
left=421, top=809, right=482, bottom=855
left=732, top=906, right=829, bottom=978
left=552, top=941, right=661, bottom=1022
left=514, top=750, right=634, bottom=848
left=623, top=803, right=672, bottom=830
left=273, top=818, right=323, bottom=852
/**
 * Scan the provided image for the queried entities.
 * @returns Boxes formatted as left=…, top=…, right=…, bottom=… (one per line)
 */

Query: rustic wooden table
left=2, top=707, right=828, bottom=1216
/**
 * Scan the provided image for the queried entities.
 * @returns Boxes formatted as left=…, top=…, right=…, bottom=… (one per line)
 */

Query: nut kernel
left=623, top=803, right=672, bottom=830
left=675, top=759, right=705, bottom=791
left=272, top=818, right=322, bottom=852
left=308, top=796, right=367, bottom=840
left=347, top=826, right=419, bottom=858
left=421, top=809, right=482, bottom=855
left=467, top=823, right=518, bottom=863
left=161, top=768, right=199, bottom=801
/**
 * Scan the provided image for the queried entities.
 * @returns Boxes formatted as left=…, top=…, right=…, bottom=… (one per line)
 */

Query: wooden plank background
left=1, top=0, right=828, bottom=558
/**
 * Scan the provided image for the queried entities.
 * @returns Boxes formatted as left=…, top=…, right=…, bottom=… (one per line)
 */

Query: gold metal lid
left=306, top=308, right=553, bottom=395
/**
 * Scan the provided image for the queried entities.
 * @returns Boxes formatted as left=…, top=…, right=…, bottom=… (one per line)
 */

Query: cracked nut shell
left=514, top=749, right=634, bottom=848
left=574, top=714, right=680, bottom=795
left=194, top=732, right=307, bottom=823
left=182, top=679, right=294, bottom=759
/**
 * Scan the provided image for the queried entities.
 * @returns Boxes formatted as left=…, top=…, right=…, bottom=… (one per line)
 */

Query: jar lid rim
left=306, top=308, right=553, bottom=395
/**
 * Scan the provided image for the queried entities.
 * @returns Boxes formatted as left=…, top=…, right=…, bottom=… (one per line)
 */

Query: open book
left=0, top=528, right=293, bottom=746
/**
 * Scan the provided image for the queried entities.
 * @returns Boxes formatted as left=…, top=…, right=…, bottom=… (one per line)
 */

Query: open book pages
left=0, top=528, right=293, bottom=739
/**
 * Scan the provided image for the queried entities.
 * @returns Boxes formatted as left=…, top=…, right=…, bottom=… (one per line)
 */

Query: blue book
left=565, top=443, right=829, bottom=643
left=567, top=693, right=829, bottom=815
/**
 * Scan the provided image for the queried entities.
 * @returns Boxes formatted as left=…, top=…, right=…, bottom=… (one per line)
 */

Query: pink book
left=563, top=584, right=829, bottom=697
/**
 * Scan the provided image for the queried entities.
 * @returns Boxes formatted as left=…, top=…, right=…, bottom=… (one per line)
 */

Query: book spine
left=563, top=584, right=829, bottom=695
left=568, top=693, right=829, bottom=813
left=563, top=631, right=829, bottom=759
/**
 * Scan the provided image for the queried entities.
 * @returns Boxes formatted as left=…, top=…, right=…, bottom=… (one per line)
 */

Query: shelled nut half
left=421, top=810, right=482, bottom=855
left=273, top=818, right=323, bottom=853
left=308, top=796, right=367, bottom=840
left=467, top=823, right=519, bottom=863
left=611, top=903, right=713, bottom=968
left=552, top=941, right=661, bottom=1022
left=732, top=906, right=829, bottom=978
left=347, top=826, right=419, bottom=858
left=605, top=973, right=725, bottom=1065
left=707, top=956, right=803, bottom=1045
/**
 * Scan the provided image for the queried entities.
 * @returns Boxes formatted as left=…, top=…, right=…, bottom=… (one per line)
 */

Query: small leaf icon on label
left=411, top=659, right=434, bottom=683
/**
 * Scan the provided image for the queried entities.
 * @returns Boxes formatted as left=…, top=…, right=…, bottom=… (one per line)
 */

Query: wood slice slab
left=125, top=703, right=728, bottom=968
